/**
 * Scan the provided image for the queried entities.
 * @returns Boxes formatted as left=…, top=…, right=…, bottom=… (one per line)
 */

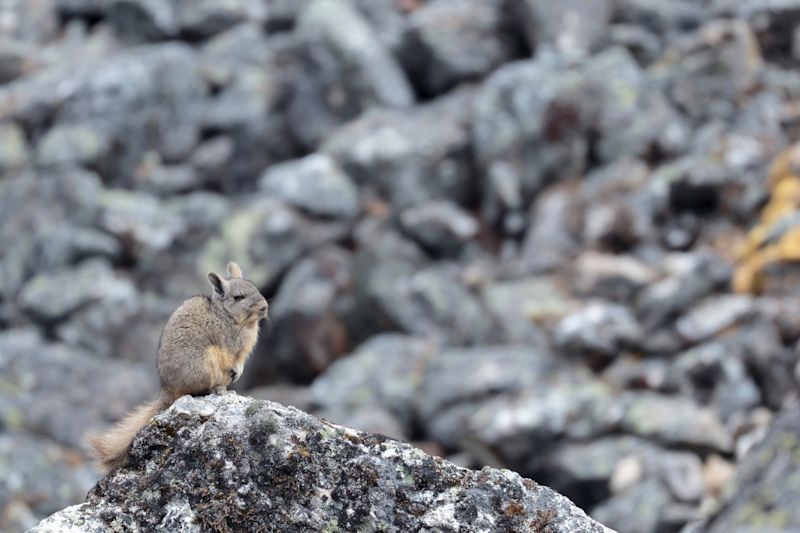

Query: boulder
left=27, top=394, right=615, bottom=533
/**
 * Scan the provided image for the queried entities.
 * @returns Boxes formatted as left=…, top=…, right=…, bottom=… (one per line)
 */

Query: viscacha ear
left=208, top=272, right=228, bottom=297
left=227, top=261, right=243, bottom=279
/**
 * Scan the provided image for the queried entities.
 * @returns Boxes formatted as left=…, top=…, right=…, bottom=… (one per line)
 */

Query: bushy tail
left=86, top=392, right=172, bottom=473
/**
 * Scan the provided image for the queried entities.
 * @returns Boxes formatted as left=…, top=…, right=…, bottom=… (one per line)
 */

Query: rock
left=653, top=19, right=762, bottom=122
left=0, top=122, right=30, bottom=173
left=0, top=329, right=157, bottom=449
left=713, top=0, right=800, bottom=61
left=27, top=394, right=615, bottom=533
left=670, top=340, right=761, bottom=420
left=285, top=0, right=415, bottom=148
left=399, top=0, right=516, bottom=96
left=619, top=393, right=732, bottom=452
left=429, top=376, right=618, bottom=466
left=675, top=294, right=755, bottom=343
left=35, top=123, right=111, bottom=168
left=636, top=252, right=731, bottom=330
left=198, top=197, right=348, bottom=289
left=0, top=168, right=116, bottom=312
left=365, top=264, right=493, bottom=345
left=0, top=432, right=95, bottom=533
left=481, top=276, right=575, bottom=344
left=247, top=246, right=354, bottom=384
left=0, top=43, right=206, bottom=185
left=554, top=302, right=643, bottom=361
left=0, top=0, right=59, bottom=43
left=519, top=184, right=583, bottom=270
left=322, top=88, right=476, bottom=209
left=613, top=0, right=707, bottom=37
left=399, top=200, right=479, bottom=257
left=591, top=477, right=673, bottom=533
left=17, top=259, right=136, bottom=325
left=311, top=334, right=436, bottom=438
left=687, top=405, right=800, bottom=533
left=573, top=251, right=658, bottom=303
left=260, top=154, right=360, bottom=219
left=509, top=0, right=613, bottom=57
left=474, top=47, right=686, bottom=227
left=106, top=0, right=268, bottom=41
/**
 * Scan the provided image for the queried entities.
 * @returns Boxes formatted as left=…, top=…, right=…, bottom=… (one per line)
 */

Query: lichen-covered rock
left=27, top=394, right=615, bottom=533
left=685, top=405, right=800, bottom=533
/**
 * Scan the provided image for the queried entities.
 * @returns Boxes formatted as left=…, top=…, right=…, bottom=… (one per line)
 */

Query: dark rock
left=519, top=184, right=583, bottom=270
left=323, top=88, right=476, bottom=209
left=653, top=19, right=762, bottom=122
left=687, top=405, right=800, bottom=533
left=285, top=0, right=415, bottom=149
left=0, top=432, right=95, bottom=533
left=311, top=334, right=436, bottom=438
left=675, top=294, right=755, bottom=344
left=0, top=329, right=156, bottom=449
left=509, top=0, right=613, bottom=57
left=481, top=276, right=575, bottom=344
left=0, top=44, right=207, bottom=185
left=399, top=0, right=516, bottom=96
left=474, top=47, right=686, bottom=227
left=713, top=0, right=800, bottom=61
left=618, top=393, right=732, bottom=452
left=554, top=302, right=643, bottom=361
left=18, top=259, right=136, bottom=325
left=260, top=154, right=360, bottom=219
left=247, top=246, right=354, bottom=384
left=28, top=394, right=614, bottom=533
left=198, top=197, right=348, bottom=289
left=361, top=264, right=493, bottom=345
left=636, top=252, right=731, bottom=330
left=399, top=200, right=479, bottom=257
left=0, top=168, right=114, bottom=310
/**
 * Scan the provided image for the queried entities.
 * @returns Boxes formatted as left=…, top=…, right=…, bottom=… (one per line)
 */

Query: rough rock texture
left=28, top=394, right=614, bottom=533
left=684, top=405, right=800, bottom=533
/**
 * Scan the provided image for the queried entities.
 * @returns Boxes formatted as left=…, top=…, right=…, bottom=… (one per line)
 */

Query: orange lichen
left=735, top=144, right=800, bottom=294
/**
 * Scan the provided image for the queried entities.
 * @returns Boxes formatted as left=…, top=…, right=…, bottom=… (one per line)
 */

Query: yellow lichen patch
left=735, top=143, right=800, bottom=294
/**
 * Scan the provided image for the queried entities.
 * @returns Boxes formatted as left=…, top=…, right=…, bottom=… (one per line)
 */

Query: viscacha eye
left=233, top=295, right=245, bottom=301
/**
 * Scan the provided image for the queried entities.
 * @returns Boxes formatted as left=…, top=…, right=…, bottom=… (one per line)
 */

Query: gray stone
left=18, top=259, right=136, bottom=325
left=619, top=393, right=732, bottom=452
left=198, top=197, right=348, bottom=289
left=36, top=123, right=111, bottom=168
left=399, top=0, right=515, bottom=96
left=554, top=302, right=643, bottom=359
left=399, top=200, right=479, bottom=257
left=27, top=394, right=615, bottom=533
left=675, top=294, right=755, bottom=344
left=311, top=334, right=436, bottom=436
left=474, top=47, right=686, bottom=227
left=689, top=406, right=800, bottom=533
left=323, top=88, right=476, bottom=209
left=0, top=432, right=95, bottom=532
left=286, top=0, right=415, bottom=148
left=260, top=154, right=360, bottom=219
left=573, top=252, right=658, bottom=303
left=509, top=0, right=613, bottom=57
left=246, top=246, right=354, bottom=384
left=0, top=329, right=157, bottom=449
left=0, top=43, right=206, bottom=185
left=653, top=19, right=762, bottom=122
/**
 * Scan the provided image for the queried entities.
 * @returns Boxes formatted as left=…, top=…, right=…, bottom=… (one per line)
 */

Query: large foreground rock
left=28, top=394, right=614, bottom=533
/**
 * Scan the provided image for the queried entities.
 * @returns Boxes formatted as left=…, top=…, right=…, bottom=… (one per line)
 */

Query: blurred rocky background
left=1, top=0, right=800, bottom=532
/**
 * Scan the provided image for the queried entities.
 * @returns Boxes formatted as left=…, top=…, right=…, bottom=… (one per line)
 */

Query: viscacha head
left=207, top=261, right=268, bottom=324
